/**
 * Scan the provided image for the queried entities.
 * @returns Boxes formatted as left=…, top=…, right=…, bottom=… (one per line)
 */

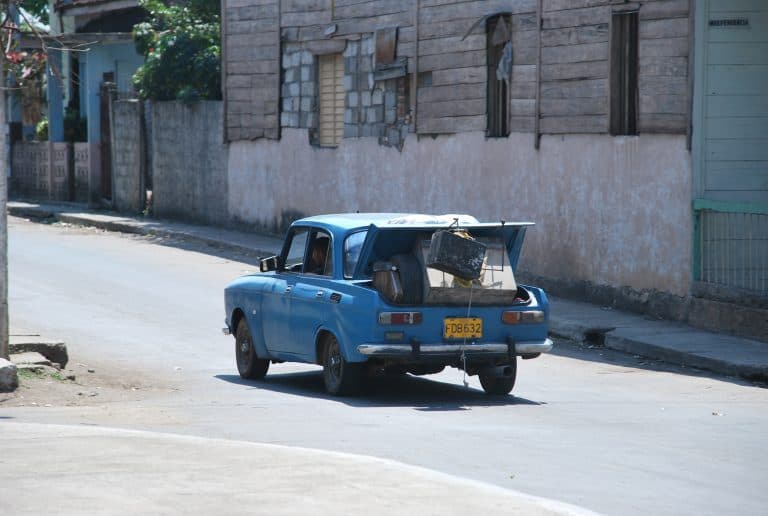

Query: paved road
left=5, top=217, right=767, bottom=515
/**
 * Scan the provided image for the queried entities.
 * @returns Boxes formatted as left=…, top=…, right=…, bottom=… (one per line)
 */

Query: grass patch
left=17, top=368, right=66, bottom=382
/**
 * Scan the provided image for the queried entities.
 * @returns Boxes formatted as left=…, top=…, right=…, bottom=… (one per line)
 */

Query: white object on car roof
left=386, top=214, right=479, bottom=225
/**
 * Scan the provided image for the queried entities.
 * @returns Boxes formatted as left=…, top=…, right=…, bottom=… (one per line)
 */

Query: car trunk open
left=353, top=221, right=533, bottom=306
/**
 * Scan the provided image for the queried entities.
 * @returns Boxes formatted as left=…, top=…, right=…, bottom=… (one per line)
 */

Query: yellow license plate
left=444, top=317, right=482, bottom=339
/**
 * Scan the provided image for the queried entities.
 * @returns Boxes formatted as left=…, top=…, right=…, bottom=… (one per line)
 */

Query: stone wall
left=150, top=101, right=228, bottom=225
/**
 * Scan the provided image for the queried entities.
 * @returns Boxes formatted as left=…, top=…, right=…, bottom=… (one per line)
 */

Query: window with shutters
left=318, top=53, right=345, bottom=147
left=610, top=11, right=639, bottom=135
left=487, top=15, right=511, bottom=138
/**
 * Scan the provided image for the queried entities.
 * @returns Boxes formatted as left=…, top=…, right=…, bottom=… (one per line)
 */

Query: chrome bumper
left=357, top=338, right=553, bottom=357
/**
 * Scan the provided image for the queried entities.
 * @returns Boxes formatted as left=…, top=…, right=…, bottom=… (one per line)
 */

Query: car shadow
left=214, top=371, right=543, bottom=410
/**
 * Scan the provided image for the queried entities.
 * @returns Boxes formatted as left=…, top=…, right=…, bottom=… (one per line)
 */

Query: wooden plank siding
left=540, top=0, right=689, bottom=134
left=417, top=0, right=537, bottom=134
left=223, top=0, right=690, bottom=140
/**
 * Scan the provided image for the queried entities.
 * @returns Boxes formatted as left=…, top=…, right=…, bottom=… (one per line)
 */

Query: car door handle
left=316, top=290, right=324, bottom=298
left=284, top=286, right=292, bottom=294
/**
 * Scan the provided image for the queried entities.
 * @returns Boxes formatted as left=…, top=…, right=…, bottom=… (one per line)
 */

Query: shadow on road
left=214, top=371, right=543, bottom=410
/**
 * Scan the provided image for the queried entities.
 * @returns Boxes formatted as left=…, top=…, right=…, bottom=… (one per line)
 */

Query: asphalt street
left=4, top=216, right=767, bottom=515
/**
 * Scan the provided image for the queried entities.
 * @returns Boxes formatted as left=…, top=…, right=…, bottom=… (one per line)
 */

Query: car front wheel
left=235, top=319, right=270, bottom=380
left=322, top=334, right=362, bottom=396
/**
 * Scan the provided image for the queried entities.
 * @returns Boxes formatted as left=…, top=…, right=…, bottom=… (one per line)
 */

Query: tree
left=132, top=0, right=221, bottom=103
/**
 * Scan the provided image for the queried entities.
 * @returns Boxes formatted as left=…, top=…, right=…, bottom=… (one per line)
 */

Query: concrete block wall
left=150, top=101, right=228, bottom=225
left=280, top=46, right=316, bottom=130
left=280, top=35, right=410, bottom=148
left=110, top=100, right=144, bottom=213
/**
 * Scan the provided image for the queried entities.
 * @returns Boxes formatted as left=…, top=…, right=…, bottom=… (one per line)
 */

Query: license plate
left=443, top=317, right=482, bottom=339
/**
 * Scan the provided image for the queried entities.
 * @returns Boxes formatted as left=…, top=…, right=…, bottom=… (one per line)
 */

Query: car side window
left=344, top=230, right=367, bottom=278
left=305, top=231, right=333, bottom=276
left=284, top=229, right=309, bottom=272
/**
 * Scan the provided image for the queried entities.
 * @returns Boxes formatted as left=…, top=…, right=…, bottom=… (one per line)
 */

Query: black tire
left=391, top=253, right=423, bottom=305
left=479, top=358, right=517, bottom=395
left=235, top=319, right=270, bottom=380
left=322, top=334, right=362, bottom=396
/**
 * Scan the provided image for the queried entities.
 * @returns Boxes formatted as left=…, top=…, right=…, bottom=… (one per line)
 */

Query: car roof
left=293, top=213, right=534, bottom=233
left=293, top=213, right=424, bottom=232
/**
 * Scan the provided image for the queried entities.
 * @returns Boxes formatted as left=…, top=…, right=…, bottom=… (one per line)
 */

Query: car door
left=285, top=230, right=335, bottom=358
left=260, top=228, right=308, bottom=354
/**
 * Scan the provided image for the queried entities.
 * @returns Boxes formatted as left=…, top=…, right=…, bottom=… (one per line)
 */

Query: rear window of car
left=344, top=230, right=367, bottom=278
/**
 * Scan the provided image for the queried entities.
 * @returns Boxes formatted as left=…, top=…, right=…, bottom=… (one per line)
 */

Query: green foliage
left=35, top=117, right=48, bottom=141
left=21, top=0, right=50, bottom=25
left=132, top=0, right=222, bottom=102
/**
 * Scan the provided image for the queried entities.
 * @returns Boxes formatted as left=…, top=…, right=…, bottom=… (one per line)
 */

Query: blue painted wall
left=80, top=41, right=144, bottom=143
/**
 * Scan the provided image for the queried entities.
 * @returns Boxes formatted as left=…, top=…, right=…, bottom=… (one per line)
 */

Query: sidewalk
left=0, top=422, right=594, bottom=516
left=8, top=201, right=768, bottom=383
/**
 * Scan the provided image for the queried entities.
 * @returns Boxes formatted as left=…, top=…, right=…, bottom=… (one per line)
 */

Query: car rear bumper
left=357, top=338, right=553, bottom=358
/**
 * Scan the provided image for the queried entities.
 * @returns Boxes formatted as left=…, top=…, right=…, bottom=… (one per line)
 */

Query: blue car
left=223, top=213, right=552, bottom=396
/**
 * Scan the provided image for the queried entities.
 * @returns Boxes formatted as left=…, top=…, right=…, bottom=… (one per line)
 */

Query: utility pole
left=0, top=1, right=8, bottom=360
left=0, top=74, right=7, bottom=361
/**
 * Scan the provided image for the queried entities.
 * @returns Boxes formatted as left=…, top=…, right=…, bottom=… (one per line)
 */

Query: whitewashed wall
left=228, top=131, right=692, bottom=296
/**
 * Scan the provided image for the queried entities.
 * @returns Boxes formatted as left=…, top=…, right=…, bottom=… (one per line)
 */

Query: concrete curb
left=549, top=316, right=768, bottom=382
left=9, top=207, right=278, bottom=259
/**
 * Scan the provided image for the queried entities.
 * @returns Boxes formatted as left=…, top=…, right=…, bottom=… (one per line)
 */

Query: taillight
left=378, top=312, right=423, bottom=325
left=502, top=310, right=544, bottom=324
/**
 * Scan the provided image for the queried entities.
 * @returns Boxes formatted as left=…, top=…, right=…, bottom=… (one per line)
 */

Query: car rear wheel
left=322, top=334, right=362, bottom=396
left=479, top=359, right=517, bottom=395
left=235, top=319, right=270, bottom=380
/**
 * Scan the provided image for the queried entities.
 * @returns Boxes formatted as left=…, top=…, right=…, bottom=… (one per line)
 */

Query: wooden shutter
left=610, top=11, right=639, bottom=135
left=318, top=53, right=345, bottom=147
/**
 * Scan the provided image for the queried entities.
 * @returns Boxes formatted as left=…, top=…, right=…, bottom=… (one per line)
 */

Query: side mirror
left=260, top=255, right=280, bottom=272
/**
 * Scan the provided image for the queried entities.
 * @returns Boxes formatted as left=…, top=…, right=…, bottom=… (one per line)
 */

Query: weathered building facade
left=221, top=0, right=767, bottom=326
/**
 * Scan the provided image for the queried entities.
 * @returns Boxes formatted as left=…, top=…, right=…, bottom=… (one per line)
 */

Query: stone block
left=284, top=68, right=296, bottom=82
left=10, top=352, right=52, bottom=367
left=292, top=52, right=302, bottom=67
left=282, top=52, right=292, bottom=69
left=0, top=359, right=18, bottom=392
left=385, top=90, right=397, bottom=109
left=343, top=75, right=354, bottom=91
left=9, top=339, right=68, bottom=368
left=372, top=88, right=383, bottom=105
left=362, top=91, right=372, bottom=107
left=301, top=50, right=314, bottom=65
left=385, top=108, right=397, bottom=124
left=367, top=106, right=383, bottom=123
left=344, top=109, right=354, bottom=124
left=362, top=36, right=374, bottom=56
left=348, top=91, right=358, bottom=108
left=343, top=41, right=359, bottom=57
left=301, top=81, right=315, bottom=96
left=344, top=124, right=358, bottom=138
left=301, top=65, right=311, bottom=82
left=281, top=112, right=299, bottom=127
left=345, top=57, right=358, bottom=74
left=288, top=82, right=300, bottom=96
left=306, top=113, right=316, bottom=127
left=360, top=58, right=372, bottom=73
left=300, top=97, right=312, bottom=112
